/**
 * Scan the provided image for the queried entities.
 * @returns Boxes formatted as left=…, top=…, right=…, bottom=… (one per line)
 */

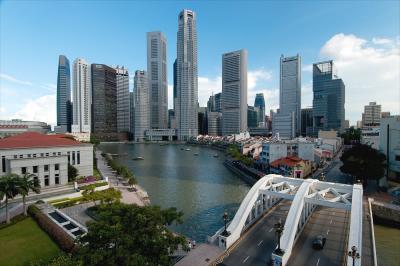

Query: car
left=312, top=235, right=326, bottom=250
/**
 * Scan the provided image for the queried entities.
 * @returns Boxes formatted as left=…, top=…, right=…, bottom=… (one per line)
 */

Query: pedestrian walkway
left=175, top=244, right=224, bottom=266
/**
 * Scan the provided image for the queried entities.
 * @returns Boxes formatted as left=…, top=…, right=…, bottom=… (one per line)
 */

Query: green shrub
left=47, top=198, right=70, bottom=204
left=79, top=181, right=108, bottom=191
left=0, top=214, right=28, bottom=230
left=52, top=197, right=84, bottom=209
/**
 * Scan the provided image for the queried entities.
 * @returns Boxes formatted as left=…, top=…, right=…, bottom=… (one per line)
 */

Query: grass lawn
left=0, top=217, right=60, bottom=265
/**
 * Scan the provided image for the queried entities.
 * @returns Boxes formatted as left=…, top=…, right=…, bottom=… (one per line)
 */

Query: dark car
left=312, top=235, right=326, bottom=250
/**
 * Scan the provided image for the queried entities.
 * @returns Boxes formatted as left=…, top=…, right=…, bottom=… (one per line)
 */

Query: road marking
left=330, top=219, right=332, bottom=224
left=326, top=229, right=330, bottom=235
left=316, top=258, right=320, bottom=266
left=268, top=228, right=273, bottom=232
left=243, top=256, right=250, bottom=263
left=257, top=240, right=263, bottom=246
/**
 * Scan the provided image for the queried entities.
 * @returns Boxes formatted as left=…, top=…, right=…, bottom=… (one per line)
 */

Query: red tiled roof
left=270, top=156, right=303, bottom=168
left=0, top=132, right=83, bottom=149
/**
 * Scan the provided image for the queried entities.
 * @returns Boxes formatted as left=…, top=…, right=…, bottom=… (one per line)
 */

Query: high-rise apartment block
left=362, top=102, right=381, bottom=127
left=72, top=58, right=91, bottom=133
left=176, top=10, right=198, bottom=140
left=222, top=49, right=248, bottom=135
left=114, top=66, right=130, bottom=133
left=56, top=55, right=72, bottom=133
left=312, top=60, right=345, bottom=134
left=147, top=31, right=168, bottom=129
left=134, top=70, right=150, bottom=142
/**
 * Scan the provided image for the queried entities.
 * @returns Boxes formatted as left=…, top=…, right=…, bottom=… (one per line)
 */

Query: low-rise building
left=0, top=132, right=93, bottom=189
left=361, top=126, right=380, bottom=150
left=0, top=119, right=50, bottom=138
left=380, top=116, right=400, bottom=178
left=145, top=129, right=177, bottom=141
left=269, top=156, right=312, bottom=178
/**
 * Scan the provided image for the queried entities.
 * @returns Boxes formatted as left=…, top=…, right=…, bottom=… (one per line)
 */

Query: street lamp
left=320, top=172, right=325, bottom=181
left=222, top=211, right=230, bottom=236
left=348, top=246, right=360, bottom=266
left=274, top=219, right=284, bottom=255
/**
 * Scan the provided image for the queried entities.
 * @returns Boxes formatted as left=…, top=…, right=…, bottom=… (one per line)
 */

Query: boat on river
left=132, top=157, right=144, bottom=160
left=213, top=154, right=219, bottom=158
left=194, top=153, right=199, bottom=156
left=185, top=148, right=191, bottom=151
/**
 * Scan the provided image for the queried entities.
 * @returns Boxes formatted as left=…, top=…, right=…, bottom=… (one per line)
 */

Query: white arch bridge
left=209, top=174, right=364, bottom=266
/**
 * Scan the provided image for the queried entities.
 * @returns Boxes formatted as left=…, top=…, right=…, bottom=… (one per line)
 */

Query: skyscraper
left=176, top=9, right=198, bottom=140
left=114, top=66, right=130, bottom=133
left=214, top=92, right=222, bottom=113
left=362, top=102, right=381, bottom=127
left=147, top=31, right=168, bottom=129
left=312, top=60, right=345, bottom=134
left=222, top=49, right=248, bottom=135
left=301, top=107, right=313, bottom=136
left=56, top=55, right=72, bottom=133
left=207, top=94, right=215, bottom=112
left=129, top=91, right=135, bottom=138
left=134, top=70, right=150, bottom=142
left=72, top=58, right=91, bottom=133
left=247, top=106, right=259, bottom=128
left=254, top=93, right=266, bottom=126
left=91, top=64, right=117, bottom=139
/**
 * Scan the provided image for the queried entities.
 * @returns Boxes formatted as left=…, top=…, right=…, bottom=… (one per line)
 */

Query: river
left=98, top=142, right=399, bottom=263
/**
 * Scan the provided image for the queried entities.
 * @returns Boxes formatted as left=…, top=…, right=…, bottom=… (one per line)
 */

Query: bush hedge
left=0, top=214, right=27, bottom=230
left=79, top=181, right=108, bottom=191
left=28, top=205, right=77, bottom=253
left=52, top=197, right=84, bottom=209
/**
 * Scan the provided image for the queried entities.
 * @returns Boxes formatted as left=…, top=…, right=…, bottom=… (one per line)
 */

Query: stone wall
left=371, top=199, right=400, bottom=228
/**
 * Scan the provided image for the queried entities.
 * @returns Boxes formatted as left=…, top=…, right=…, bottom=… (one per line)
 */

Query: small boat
left=194, top=153, right=199, bottom=156
left=132, top=157, right=144, bottom=160
left=213, top=154, right=219, bottom=158
left=185, top=148, right=191, bottom=151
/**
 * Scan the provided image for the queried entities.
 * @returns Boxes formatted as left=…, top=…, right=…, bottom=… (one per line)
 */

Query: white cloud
left=302, top=64, right=312, bottom=72
left=9, top=94, right=56, bottom=126
left=40, top=83, right=57, bottom=93
left=248, top=69, right=272, bottom=89
left=0, top=73, right=33, bottom=86
left=320, top=33, right=400, bottom=124
left=198, top=76, right=222, bottom=107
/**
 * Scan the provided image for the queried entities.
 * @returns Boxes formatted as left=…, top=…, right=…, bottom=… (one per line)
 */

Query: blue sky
left=1, top=0, right=399, bottom=126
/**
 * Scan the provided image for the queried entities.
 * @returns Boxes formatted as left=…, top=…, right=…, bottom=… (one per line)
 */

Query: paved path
left=175, top=244, right=224, bottom=266
left=62, top=202, right=95, bottom=226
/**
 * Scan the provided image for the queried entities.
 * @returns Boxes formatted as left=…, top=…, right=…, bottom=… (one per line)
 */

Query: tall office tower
left=147, top=32, right=168, bottom=129
left=91, top=64, right=117, bottom=139
left=134, top=70, right=150, bottom=142
left=114, top=66, right=130, bottom=133
left=173, top=59, right=177, bottom=112
left=254, top=93, right=266, bottom=126
left=198, top=107, right=208, bottom=135
left=207, top=94, right=216, bottom=112
left=214, top=92, right=222, bottom=112
left=312, top=60, right=345, bottom=134
left=362, top=102, right=381, bottom=127
left=56, top=55, right=72, bottom=133
left=129, top=91, right=135, bottom=137
left=176, top=9, right=198, bottom=141
left=301, top=107, right=313, bottom=136
left=247, top=106, right=259, bottom=128
left=208, top=112, right=222, bottom=136
left=222, top=49, right=248, bottom=135
left=168, top=109, right=175, bottom=129
left=279, top=54, right=301, bottom=136
left=72, top=58, right=91, bottom=133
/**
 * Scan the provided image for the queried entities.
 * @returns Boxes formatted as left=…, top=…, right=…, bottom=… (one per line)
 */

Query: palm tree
left=17, top=173, right=41, bottom=216
left=0, top=174, right=20, bottom=224
left=128, top=176, right=137, bottom=190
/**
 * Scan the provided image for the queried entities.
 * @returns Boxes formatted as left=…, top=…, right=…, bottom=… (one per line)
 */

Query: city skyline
left=1, top=1, right=399, bottom=127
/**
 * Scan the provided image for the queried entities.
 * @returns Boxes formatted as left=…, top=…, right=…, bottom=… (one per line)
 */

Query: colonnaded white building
left=0, top=132, right=93, bottom=188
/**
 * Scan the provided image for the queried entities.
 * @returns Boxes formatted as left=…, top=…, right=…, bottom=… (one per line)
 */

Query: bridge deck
left=362, top=201, right=374, bottom=266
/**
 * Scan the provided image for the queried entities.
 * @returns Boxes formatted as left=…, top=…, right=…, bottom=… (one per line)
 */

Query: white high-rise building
left=176, top=9, right=198, bottom=141
left=72, top=58, right=91, bottom=133
left=114, top=66, right=130, bottom=133
left=222, top=49, right=248, bottom=135
left=362, top=102, right=381, bottom=127
left=134, top=70, right=150, bottom=142
left=147, top=31, right=168, bottom=129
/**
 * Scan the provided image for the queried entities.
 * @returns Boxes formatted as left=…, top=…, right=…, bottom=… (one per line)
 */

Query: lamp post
left=222, top=211, right=229, bottom=236
left=348, top=246, right=360, bottom=266
left=320, top=172, right=325, bottom=181
left=274, top=219, right=284, bottom=255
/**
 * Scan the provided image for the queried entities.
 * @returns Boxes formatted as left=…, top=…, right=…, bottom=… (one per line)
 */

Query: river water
left=98, top=143, right=399, bottom=263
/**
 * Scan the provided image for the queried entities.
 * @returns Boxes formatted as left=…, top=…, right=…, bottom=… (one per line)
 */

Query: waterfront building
left=254, top=93, right=266, bottom=126
left=279, top=54, right=301, bottom=136
left=379, top=115, right=400, bottom=178
left=0, top=120, right=50, bottom=138
left=176, top=9, right=198, bottom=141
left=145, top=129, right=176, bottom=141
left=168, top=109, right=175, bottom=129
left=301, top=107, right=313, bottom=137
left=173, top=59, right=177, bottom=112
left=72, top=58, right=91, bottom=133
left=91, top=64, right=117, bottom=140
left=134, top=70, right=150, bottom=142
left=0, top=132, right=93, bottom=189
left=208, top=112, right=222, bottom=136
left=222, top=49, right=248, bottom=136
left=147, top=31, right=168, bottom=129
left=269, top=156, right=312, bottom=178
left=114, top=66, right=130, bottom=134
left=129, top=91, right=135, bottom=139
left=312, top=60, right=345, bottom=134
left=248, top=106, right=259, bottom=128
left=56, top=55, right=72, bottom=133
left=362, top=102, right=381, bottom=127
left=198, top=107, right=208, bottom=135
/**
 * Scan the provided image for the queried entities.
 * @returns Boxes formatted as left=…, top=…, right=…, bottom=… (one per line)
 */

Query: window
left=28, top=154, right=31, bottom=158
left=44, top=175, right=49, bottom=186
left=45, top=153, right=49, bottom=157
left=40, top=153, right=44, bottom=157
left=19, top=154, right=23, bottom=158
left=21, top=167, right=27, bottom=174
left=14, top=155, right=17, bottom=159
left=55, top=174, right=60, bottom=185
left=55, top=164, right=59, bottom=170
left=33, top=166, right=38, bottom=173
left=44, top=165, right=49, bottom=172
left=2, top=156, right=5, bottom=172
left=58, top=152, right=61, bottom=156
left=72, top=151, right=75, bottom=165
left=77, top=151, right=80, bottom=164
left=67, top=152, right=70, bottom=164
left=396, top=155, right=400, bottom=161
left=33, top=154, right=37, bottom=158
left=53, top=152, right=56, bottom=156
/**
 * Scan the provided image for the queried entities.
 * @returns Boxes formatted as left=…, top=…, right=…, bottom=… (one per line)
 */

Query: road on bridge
left=287, top=206, right=349, bottom=266
left=217, top=201, right=291, bottom=266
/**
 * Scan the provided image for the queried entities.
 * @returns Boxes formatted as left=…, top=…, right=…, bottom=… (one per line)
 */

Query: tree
left=128, top=176, right=136, bottom=189
left=340, top=144, right=386, bottom=187
left=78, top=203, right=187, bottom=265
left=68, top=164, right=78, bottom=182
left=341, top=127, right=361, bottom=145
left=17, top=173, right=41, bottom=216
left=0, top=174, right=20, bottom=223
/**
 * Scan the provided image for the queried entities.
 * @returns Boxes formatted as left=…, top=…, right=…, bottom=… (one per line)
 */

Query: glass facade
left=57, top=55, right=72, bottom=132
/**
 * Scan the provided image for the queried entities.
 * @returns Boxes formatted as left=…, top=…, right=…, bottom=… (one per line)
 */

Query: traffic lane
left=221, top=201, right=291, bottom=266
left=288, top=207, right=349, bottom=266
